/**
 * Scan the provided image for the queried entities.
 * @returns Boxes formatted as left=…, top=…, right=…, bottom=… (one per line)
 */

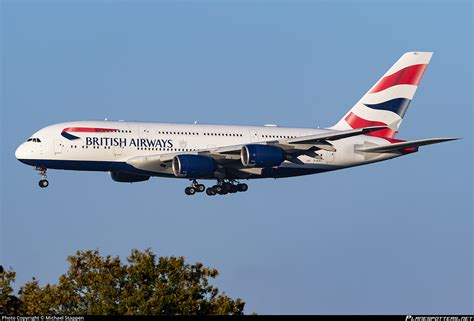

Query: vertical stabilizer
left=332, top=52, right=433, bottom=138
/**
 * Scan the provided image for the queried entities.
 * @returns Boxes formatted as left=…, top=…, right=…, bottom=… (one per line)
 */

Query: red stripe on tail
left=344, top=112, right=397, bottom=138
left=370, top=64, right=427, bottom=94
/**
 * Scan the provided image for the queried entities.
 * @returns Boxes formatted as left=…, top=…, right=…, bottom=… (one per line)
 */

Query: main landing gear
left=183, top=179, right=248, bottom=196
left=37, top=167, right=49, bottom=188
left=205, top=180, right=248, bottom=196
left=184, top=179, right=206, bottom=195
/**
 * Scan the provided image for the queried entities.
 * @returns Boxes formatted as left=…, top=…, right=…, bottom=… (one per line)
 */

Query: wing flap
left=285, top=126, right=388, bottom=145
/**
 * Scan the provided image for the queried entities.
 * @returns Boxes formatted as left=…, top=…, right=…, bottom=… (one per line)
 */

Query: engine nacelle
left=110, top=172, right=150, bottom=183
left=241, top=144, right=284, bottom=168
left=172, top=155, right=216, bottom=178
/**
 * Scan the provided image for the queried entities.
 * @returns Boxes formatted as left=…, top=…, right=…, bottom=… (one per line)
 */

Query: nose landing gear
left=37, top=167, right=49, bottom=188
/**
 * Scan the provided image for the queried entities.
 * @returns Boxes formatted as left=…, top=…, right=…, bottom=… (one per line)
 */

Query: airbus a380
left=15, top=52, right=459, bottom=196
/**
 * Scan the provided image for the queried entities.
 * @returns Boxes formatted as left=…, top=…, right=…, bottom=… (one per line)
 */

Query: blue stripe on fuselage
left=17, top=159, right=330, bottom=179
left=17, top=159, right=164, bottom=177
left=61, top=132, right=80, bottom=140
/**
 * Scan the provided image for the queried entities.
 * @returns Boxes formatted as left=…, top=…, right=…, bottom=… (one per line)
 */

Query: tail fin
left=332, top=52, right=433, bottom=139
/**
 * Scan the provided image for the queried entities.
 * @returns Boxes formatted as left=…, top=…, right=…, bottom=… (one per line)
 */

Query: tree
left=0, top=267, right=23, bottom=314
left=2, top=249, right=245, bottom=315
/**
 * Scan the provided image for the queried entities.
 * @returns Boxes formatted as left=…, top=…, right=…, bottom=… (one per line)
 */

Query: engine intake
left=241, top=144, right=284, bottom=168
left=110, top=172, right=150, bottom=183
left=172, top=155, right=216, bottom=178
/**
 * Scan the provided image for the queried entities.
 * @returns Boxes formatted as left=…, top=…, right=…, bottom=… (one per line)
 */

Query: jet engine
left=241, top=144, right=284, bottom=168
left=110, top=172, right=150, bottom=183
left=172, top=155, right=216, bottom=178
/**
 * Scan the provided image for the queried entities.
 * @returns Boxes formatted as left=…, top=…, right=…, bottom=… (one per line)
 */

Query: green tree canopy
left=1, top=267, right=23, bottom=314
left=0, top=249, right=245, bottom=315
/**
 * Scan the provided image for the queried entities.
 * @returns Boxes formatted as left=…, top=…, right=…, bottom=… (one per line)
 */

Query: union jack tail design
left=332, top=52, right=433, bottom=139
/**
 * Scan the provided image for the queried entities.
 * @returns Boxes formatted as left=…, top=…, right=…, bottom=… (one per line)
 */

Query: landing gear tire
left=185, top=186, right=196, bottom=195
left=189, top=180, right=205, bottom=193
left=206, top=187, right=216, bottom=196
left=209, top=180, right=248, bottom=195
left=237, top=183, right=248, bottom=192
left=39, top=179, right=49, bottom=188
left=222, top=182, right=233, bottom=193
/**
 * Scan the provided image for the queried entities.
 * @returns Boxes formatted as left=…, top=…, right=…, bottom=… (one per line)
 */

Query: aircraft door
left=139, top=126, right=149, bottom=138
left=249, top=129, right=259, bottom=142
left=54, top=140, right=63, bottom=154
left=37, top=141, right=44, bottom=156
left=326, top=152, right=335, bottom=163
left=114, top=145, right=122, bottom=156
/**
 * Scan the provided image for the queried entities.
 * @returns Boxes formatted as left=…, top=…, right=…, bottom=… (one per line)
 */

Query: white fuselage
left=15, top=120, right=400, bottom=180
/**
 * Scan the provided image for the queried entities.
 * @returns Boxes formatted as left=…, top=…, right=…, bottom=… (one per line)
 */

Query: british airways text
left=85, top=137, right=173, bottom=148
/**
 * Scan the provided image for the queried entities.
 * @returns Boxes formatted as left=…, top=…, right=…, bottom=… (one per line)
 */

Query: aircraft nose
left=15, top=143, right=27, bottom=160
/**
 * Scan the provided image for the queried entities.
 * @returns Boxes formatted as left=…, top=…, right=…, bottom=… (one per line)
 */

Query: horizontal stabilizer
left=356, top=137, right=461, bottom=153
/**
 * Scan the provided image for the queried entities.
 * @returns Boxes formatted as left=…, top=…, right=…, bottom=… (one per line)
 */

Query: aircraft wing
left=285, top=126, right=388, bottom=145
left=126, top=126, right=388, bottom=173
left=201, top=125, right=388, bottom=157
left=355, top=137, right=461, bottom=153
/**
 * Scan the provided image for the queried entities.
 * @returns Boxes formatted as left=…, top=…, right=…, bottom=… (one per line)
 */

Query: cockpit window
left=27, top=138, right=33, bottom=142
left=27, top=138, right=41, bottom=143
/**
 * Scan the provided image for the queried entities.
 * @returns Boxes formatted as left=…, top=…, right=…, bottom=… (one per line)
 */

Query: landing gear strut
left=184, top=179, right=206, bottom=195
left=37, top=167, right=49, bottom=188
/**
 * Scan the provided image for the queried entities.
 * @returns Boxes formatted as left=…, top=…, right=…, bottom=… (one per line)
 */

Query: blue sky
left=1, top=0, right=472, bottom=314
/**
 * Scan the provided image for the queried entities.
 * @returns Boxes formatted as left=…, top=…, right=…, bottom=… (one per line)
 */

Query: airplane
left=15, top=52, right=459, bottom=196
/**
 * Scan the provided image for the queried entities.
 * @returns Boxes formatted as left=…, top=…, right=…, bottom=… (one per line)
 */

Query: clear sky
left=1, top=0, right=472, bottom=314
